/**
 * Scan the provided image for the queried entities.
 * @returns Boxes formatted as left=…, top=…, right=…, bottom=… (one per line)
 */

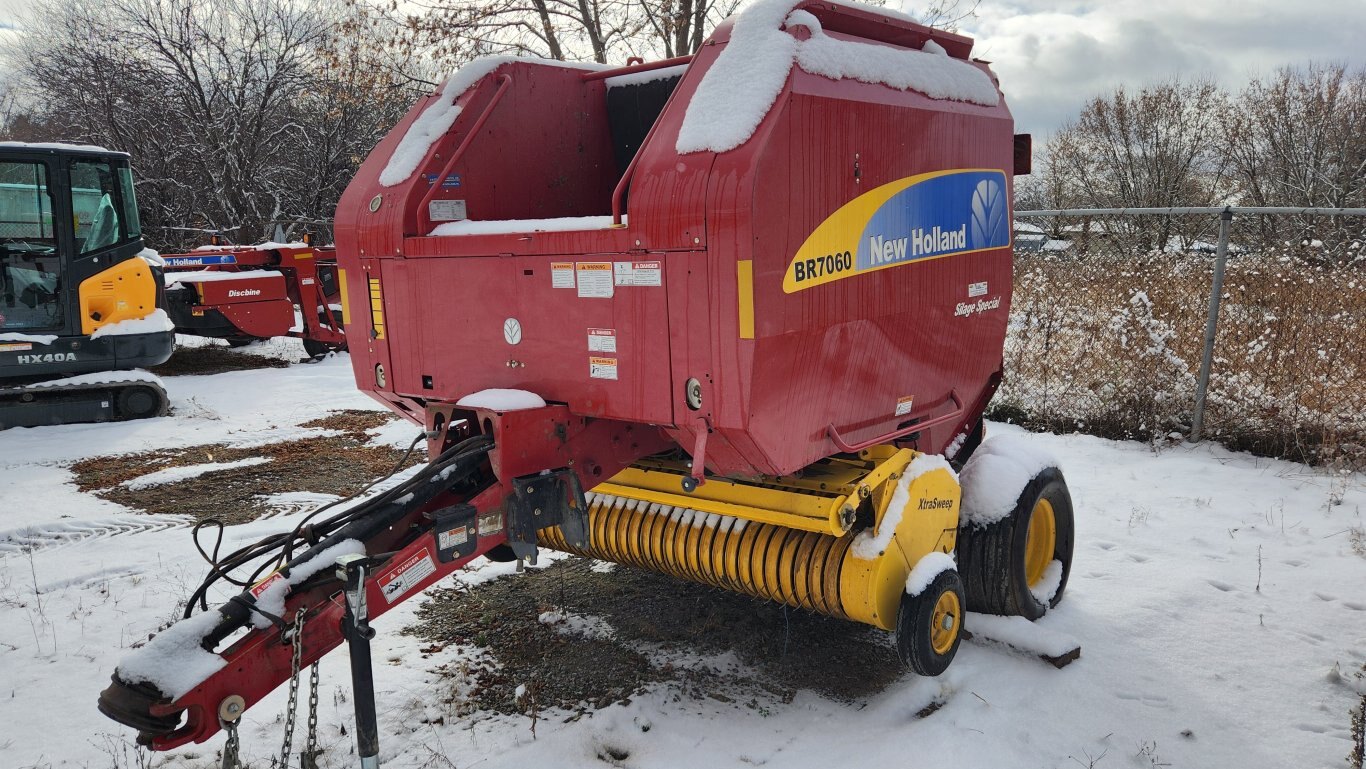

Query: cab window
left=0, top=160, right=63, bottom=331
left=70, top=159, right=134, bottom=254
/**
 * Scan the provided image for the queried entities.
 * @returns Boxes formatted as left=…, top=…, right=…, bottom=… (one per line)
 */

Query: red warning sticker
left=249, top=571, right=284, bottom=598
left=377, top=549, right=437, bottom=604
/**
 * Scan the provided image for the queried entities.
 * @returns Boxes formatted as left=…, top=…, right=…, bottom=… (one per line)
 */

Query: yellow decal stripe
left=337, top=268, right=350, bottom=326
left=737, top=260, right=755, bottom=340
left=368, top=277, right=386, bottom=340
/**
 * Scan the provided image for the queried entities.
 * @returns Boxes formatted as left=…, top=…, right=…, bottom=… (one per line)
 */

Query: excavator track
left=0, top=373, right=169, bottom=429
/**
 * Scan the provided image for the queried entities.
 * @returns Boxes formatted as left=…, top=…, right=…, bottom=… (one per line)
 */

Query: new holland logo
left=784, top=169, right=1011, bottom=292
left=227, top=288, right=262, bottom=298
left=17, top=353, right=77, bottom=364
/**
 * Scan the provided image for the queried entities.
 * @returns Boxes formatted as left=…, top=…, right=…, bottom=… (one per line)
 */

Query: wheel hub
left=1024, top=498, right=1057, bottom=587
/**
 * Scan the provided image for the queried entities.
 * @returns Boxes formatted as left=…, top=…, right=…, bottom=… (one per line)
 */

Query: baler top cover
left=335, top=0, right=1020, bottom=479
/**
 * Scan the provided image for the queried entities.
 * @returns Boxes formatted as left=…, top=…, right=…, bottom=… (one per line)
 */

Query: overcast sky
left=2, top=0, right=1363, bottom=138
left=955, top=0, right=1366, bottom=138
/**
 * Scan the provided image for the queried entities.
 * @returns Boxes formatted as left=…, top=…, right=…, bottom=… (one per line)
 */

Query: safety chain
left=276, top=607, right=322, bottom=768
left=302, top=660, right=321, bottom=769
left=220, top=718, right=241, bottom=769
left=278, top=608, right=305, bottom=768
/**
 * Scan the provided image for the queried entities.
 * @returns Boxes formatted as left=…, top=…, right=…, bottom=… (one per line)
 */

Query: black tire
left=896, top=569, right=966, bottom=676
left=303, top=308, right=348, bottom=357
left=302, top=338, right=331, bottom=359
left=957, top=467, right=1074, bottom=620
left=224, top=337, right=255, bottom=348
left=115, top=385, right=167, bottom=421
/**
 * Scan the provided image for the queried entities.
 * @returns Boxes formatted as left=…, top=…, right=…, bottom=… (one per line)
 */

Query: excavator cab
left=0, top=143, right=173, bottom=428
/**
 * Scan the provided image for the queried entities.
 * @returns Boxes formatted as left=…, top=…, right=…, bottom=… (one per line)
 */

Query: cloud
left=953, top=0, right=1366, bottom=137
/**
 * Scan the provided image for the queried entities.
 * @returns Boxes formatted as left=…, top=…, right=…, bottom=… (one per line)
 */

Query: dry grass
left=996, top=230, right=1366, bottom=467
left=71, top=410, right=416, bottom=524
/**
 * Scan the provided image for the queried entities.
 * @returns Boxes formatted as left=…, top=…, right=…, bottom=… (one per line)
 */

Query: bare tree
left=1045, top=79, right=1228, bottom=250
left=1221, top=63, right=1366, bottom=243
left=388, top=0, right=976, bottom=72
left=8, top=0, right=417, bottom=246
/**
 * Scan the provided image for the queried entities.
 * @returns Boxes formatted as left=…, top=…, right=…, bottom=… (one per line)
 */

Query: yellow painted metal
left=594, top=464, right=854, bottom=536
left=78, top=257, right=159, bottom=335
left=1024, top=497, right=1056, bottom=587
left=367, top=277, right=385, bottom=340
left=541, top=448, right=962, bottom=632
left=737, top=259, right=755, bottom=339
left=337, top=268, right=350, bottom=326
left=838, top=462, right=960, bottom=630
left=930, top=589, right=961, bottom=655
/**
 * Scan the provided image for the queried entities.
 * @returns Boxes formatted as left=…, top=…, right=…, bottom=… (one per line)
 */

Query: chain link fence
left=997, top=207, right=1366, bottom=469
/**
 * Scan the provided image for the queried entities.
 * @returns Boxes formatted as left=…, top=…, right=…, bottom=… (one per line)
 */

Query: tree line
left=1019, top=65, right=1366, bottom=250
left=12, top=0, right=1348, bottom=253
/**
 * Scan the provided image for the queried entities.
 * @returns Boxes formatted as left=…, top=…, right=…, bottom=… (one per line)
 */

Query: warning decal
left=613, top=260, right=662, bottom=287
left=551, top=262, right=575, bottom=289
left=0, top=343, right=33, bottom=352
left=437, top=526, right=469, bottom=551
left=589, top=357, right=619, bottom=380
left=249, top=571, right=284, bottom=598
left=377, top=549, right=437, bottom=604
left=576, top=262, right=614, bottom=298
left=895, top=395, right=915, bottom=416
left=588, top=328, right=617, bottom=353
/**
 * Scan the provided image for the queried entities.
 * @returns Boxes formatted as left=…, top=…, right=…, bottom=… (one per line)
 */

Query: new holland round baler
left=100, top=0, right=1075, bottom=756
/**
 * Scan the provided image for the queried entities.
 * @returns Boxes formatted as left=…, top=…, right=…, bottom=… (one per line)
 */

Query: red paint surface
left=335, top=1, right=1016, bottom=479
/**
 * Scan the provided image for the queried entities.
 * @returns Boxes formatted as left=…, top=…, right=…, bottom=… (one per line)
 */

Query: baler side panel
left=736, top=77, right=1014, bottom=474
left=381, top=253, right=674, bottom=426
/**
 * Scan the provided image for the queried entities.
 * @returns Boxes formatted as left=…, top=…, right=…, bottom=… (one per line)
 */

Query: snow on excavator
left=98, top=0, right=1074, bottom=762
left=0, top=143, right=172, bottom=429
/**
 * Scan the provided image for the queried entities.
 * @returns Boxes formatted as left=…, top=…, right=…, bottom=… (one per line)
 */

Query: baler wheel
left=957, top=467, right=1074, bottom=620
left=897, top=569, right=965, bottom=676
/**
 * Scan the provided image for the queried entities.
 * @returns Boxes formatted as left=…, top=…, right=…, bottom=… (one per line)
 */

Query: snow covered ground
left=1, top=349, right=1363, bottom=768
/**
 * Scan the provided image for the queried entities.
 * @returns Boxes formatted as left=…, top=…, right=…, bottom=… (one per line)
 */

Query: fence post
left=1190, top=208, right=1233, bottom=442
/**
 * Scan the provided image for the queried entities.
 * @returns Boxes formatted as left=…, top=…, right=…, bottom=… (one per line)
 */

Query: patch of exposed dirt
left=149, top=344, right=290, bottom=376
left=299, top=409, right=396, bottom=438
left=406, top=557, right=905, bottom=720
left=71, top=410, right=415, bottom=524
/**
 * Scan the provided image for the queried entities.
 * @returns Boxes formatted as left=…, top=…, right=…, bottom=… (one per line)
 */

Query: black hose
left=183, top=435, right=492, bottom=620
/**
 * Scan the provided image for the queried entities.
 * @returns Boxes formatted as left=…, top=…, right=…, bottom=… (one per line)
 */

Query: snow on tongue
left=676, top=0, right=999, bottom=154
left=115, top=610, right=230, bottom=701
left=250, top=539, right=367, bottom=629
left=116, top=539, right=367, bottom=698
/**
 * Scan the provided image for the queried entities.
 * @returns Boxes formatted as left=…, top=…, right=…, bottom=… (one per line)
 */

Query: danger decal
left=377, top=549, right=437, bottom=604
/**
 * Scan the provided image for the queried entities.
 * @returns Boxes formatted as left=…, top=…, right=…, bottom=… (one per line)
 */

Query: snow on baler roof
left=380, top=0, right=1001, bottom=190
left=676, top=0, right=1001, bottom=154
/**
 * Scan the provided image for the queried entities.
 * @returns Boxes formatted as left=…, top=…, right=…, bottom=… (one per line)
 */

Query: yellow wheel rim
left=930, top=589, right=961, bottom=655
left=1024, top=498, right=1057, bottom=587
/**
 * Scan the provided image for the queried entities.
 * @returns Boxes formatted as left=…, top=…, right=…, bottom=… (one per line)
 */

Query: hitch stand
left=336, top=554, right=380, bottom=769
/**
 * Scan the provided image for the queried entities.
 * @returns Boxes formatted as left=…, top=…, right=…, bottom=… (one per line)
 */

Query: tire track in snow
left=0, top=514, right=190, bottom=556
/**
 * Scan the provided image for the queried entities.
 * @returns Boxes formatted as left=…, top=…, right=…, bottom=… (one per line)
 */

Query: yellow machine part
left=540, top=447, right=961, bottom=631
left=79, top=257, right=159, bottom=336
